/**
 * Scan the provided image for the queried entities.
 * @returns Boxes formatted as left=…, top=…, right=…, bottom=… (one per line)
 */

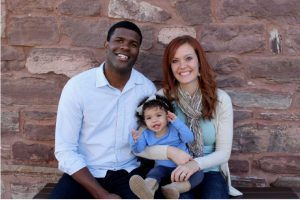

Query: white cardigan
left=136, top=89, right=242, bottom=196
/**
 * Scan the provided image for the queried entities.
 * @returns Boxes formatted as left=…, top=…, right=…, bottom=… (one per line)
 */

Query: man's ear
left=104, top=41, right=109, bottom=51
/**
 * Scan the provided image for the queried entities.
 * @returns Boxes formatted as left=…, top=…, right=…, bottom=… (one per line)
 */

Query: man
left=49, top=21, right=157, bottom=199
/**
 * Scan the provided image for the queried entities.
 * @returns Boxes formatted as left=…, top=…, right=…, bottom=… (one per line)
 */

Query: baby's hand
left=167, top=111, right=177, bottom=123
left=131, top=129, right=140, bottom=143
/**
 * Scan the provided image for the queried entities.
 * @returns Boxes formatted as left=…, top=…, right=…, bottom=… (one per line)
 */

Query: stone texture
left=24, top=110, right=56, bottom=120
left=12, top=142, right=54, bottom=162
left=1, top=164, right=62, bottom=174
left=286, top=27, right=300, bottom=54
left=296, top=98, right=300, bottom=108
left=233, top=110, right=253, bottom=122
left=26, top=48, right=100, bottom=78
left=226, top=89, right=293, bottom=109
left=269, top=29, right=282, bottom=54
left=1, top=144, right=11, bottom=160
left=259, top=113, right=300, bottom=121
left=231, top=175, right=266, bottom=187
left=249, top=57, right=300, bottom=83
left=200, top=24, right=266, bottom=53
left=216, top=76, right=243, bottom=88
left=1, top=61, right=9, bottom=72
left=61, top=17, right=109, bottom=48
left=210, top=56, right=242, bottom=75
left=1, top=180, right=4, bottom=199
left=174, top=0, right=212, bottom=25
left=1, top=110, right=19, bottom=136
left=253, top=156, right=300, bottom=174
left=24, top=124, right=55, bottom=141
left=1, top=3, right=6, bottom=38
left=134, top=53, right=163, bottom=82
left=8, top=17, right=60, bottom=46
left=271, top=176, right=300, bottom=187
left=1, top=46, right=25, bottom=61
left=233, top=123, right=300, bottom=153
left=216, top=0, right=300, bottom=25
left=140, top=26, right=154, bottom=50
left=158, top=27, right=196, bottom=45
left=11, top=183, right=44, bottom=199
left=1, top=78, right=63, bottom=106
left=7, top=0, right=52, bottom=14
left=229, top=160, right=249, bottom=173
left=9, top=60, right=25, bottom=71
left=108, top=0, right=171, bottom=23
left=57, top=0, right=100, bottom=17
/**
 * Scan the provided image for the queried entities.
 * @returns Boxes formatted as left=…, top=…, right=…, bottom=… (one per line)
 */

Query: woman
left=137, top=35, right=242, bottom=199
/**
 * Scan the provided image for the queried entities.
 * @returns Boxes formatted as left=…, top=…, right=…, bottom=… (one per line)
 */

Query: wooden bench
left=33, top=183, right=300, bottom=199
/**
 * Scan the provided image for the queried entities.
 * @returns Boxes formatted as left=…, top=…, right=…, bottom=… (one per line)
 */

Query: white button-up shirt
left=55, top=62, right=156, bottom=177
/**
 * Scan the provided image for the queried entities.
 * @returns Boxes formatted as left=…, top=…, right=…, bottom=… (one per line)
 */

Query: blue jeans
left=48, top=168, right=144, bottom=199
left=193, top=171, right=229, bottom=199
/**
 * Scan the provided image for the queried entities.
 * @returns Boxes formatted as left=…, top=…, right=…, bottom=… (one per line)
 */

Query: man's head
left=107, top=21, right=142, bottom=44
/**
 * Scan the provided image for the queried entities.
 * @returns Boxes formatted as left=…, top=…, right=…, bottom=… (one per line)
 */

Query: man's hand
left=131, top=129, right=140, bottom=143
left=167, top=111, right=177, bottom=123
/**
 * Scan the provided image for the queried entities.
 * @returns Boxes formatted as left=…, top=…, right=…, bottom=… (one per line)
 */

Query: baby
left=129, top=94, right=204, bottom=199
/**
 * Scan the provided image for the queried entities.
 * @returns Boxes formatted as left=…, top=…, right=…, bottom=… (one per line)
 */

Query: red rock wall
left=1, top=0, right=300, bottom=198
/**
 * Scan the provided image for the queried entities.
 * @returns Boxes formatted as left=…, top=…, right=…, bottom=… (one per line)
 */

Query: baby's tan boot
left=161, top=181, right=191, bottom=199
left=129, top=175, right=159, bottom=199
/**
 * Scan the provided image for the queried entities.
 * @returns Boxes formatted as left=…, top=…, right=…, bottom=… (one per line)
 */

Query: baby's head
left=136, top=95, right=175, bottom=129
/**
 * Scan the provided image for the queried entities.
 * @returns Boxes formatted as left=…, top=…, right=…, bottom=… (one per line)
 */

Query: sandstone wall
left=1, top=0, right=300, bottom=198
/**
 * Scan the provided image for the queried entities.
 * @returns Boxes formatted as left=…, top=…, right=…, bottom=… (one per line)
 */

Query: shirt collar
left=96, top=62, right=144, bottom=88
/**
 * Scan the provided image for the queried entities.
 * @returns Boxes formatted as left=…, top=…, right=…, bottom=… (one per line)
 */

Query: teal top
left=175, top=103, right=219, bottom=173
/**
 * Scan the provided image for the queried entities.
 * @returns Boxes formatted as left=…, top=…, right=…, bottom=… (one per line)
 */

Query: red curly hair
left=162, top=35, right=218, bottom=120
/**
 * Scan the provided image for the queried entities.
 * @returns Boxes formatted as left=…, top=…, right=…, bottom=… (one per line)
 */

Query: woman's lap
left=193, top=171, right=229, bottom=199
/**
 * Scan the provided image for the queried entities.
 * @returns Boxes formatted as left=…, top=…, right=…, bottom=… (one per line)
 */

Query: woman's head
left=136, top=95, right=175, bottom=128
left=162, top=35, right=218, bottom=120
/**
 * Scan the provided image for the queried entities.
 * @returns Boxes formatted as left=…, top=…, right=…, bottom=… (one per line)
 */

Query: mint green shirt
left=175, top=103, right=219, bottom=173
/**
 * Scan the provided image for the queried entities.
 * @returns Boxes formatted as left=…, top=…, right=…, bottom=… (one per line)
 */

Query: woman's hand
left=167, top=146, right=193, bottom=165
left=171, top=160, right=200, bottom=182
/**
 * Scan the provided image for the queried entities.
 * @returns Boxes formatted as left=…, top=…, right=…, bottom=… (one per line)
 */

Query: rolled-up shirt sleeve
left=55, top=79, right=86, bottom=175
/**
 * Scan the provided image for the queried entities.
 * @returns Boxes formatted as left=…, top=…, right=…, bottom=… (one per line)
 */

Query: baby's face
left=144, top=107, right=168, bottom=134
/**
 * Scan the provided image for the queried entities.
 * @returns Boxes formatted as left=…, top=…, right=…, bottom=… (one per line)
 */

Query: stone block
left=1, top=61, right=9, bottom=72
left=253, top=155, right=300, bottom=174
left=259, top=113, right=300, bottom=121
left=229, top=160, right=249, bottom=173
left=249, top=57, right=300, bottom=83
left=200, top=24, right=266, bottom=53
left=26, top=48, right=100, bottom=78
left=233, top=123, right=300, bottom=153
left=57, top=0, right=100, bottom=17
left=1, top=46, right=25, bottom=61
left=7, top=0, right=52, bottom=14
left=271, top=176, right=300, bottom=187
left=286, top=27, right=300, bottom=54
left=23, top=123, right=55, bottom=141
left=1, top=110, right=19, bottom=136
left=216, top=76, right=243, bottom=88
left=61, top=17, right=109, bottom=48
left=174, top=0, right=212, bottom=25
left=226, top=89, right=293, bottom=109
left=210, top=56, right=242, bottom=75
left=233, top=110, right=253, bottom=122
left=24, top=110, right=56, bottom=120
left=1, top=144, right=11, bottom=159
left=231, top=176, right=266, bottom=187
left=296, top=98, right=300, bottom=108
left=216, top=0, right=300, bottom=24
left=1, top=3, right=6, bottom=38
left=108, top=0, right=171, bottom=23
left=1, top=78, right=63, bottom=106
left=140, top=26, right=154, bottom=50
left=11, top=182, right=44, bottom=199
left=9, top=60, right=25, bottom=71
left=158, top=27, right=196, bottom=45
left=8, top=17, right=59, bottom=46
left=134, top=52, right=163, bottom=82
left=12, top=142, right=54, bottom=162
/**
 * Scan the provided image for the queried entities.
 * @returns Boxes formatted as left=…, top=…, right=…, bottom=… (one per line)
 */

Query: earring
left=198, top=73, right=201, bottom=77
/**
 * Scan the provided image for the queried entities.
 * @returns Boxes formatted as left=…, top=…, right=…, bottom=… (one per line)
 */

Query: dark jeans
left=147, top=165, right=204, bottom=189
left=193, top=171, right=229, bottom=199
left=48, top=168, right=144, bottom=199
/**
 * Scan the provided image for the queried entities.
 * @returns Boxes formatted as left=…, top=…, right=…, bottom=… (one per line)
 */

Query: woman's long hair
left=162, top=35, right=218, bottom=120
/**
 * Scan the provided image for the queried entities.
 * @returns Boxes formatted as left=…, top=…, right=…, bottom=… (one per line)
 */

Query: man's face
left=104, top=28, right=141, bottom=73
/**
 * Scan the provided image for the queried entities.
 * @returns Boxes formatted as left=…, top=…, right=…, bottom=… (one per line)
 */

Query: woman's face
left=171, top=43, right=199, bottom=89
